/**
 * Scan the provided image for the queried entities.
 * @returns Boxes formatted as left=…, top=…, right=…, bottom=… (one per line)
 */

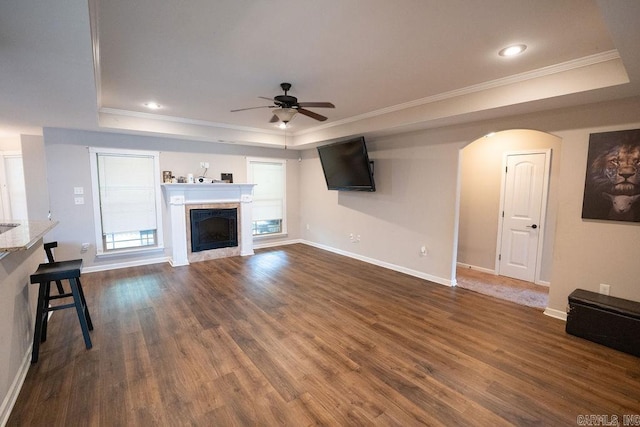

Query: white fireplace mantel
left=161, top=183, right=256, bottom=266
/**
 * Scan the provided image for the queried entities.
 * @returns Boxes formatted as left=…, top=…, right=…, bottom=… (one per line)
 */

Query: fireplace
left=190, top=208, right=238, bottom=252
left=161, top=183, right=256, bottom=266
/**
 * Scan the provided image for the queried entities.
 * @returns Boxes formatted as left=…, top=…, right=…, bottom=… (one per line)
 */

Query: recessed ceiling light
left=144, top=101, right=162, bottom=110
left=498, top=44, right=527, bottom=57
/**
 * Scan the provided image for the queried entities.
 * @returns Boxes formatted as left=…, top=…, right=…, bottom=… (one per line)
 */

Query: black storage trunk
left=566, top=289, right=640, bottom=357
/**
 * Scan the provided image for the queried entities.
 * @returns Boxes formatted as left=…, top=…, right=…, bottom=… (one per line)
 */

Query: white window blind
left=247, top=158, right=286, bottom=236
left=97, top=154, right=157, bottom=233
left=89, top=147, right=163, bottom=255
left=250, top=161, right=284, bottom=221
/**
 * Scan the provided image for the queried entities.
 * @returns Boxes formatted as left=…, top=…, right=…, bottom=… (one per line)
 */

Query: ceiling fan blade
left=297, top=102, right=335, bottom=108
left=269, top=114, right=279, bottom=123
left=258, top=96, right=275, bottom=102
left=297, top=108, right=328, bottom=121
left=231, top=105, right=273, bottom=112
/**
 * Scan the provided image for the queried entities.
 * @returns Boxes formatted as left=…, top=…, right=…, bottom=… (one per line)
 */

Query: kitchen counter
left=1, top=221, right=55, bottom=420
left=0, top=220, right=58, bottom=253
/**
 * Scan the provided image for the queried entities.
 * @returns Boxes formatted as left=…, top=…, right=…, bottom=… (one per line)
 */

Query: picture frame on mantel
left=581, top=128, right=640, bottom=222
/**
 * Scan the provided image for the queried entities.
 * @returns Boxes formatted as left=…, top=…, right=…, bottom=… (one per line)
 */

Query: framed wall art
left=582, top=128, right=640, bottom=222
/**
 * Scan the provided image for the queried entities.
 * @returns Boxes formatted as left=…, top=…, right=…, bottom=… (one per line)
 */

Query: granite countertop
left=0, top=220, right=58, bottom=252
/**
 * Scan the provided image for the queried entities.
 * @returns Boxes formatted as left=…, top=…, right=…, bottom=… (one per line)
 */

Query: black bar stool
left=43, top=241, right=65, bottom=294
left=30, top=251, right=93, bottom=363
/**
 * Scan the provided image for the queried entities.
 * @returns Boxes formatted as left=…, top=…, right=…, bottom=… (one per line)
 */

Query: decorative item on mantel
left=221, top=173, right=233, bottom=183
left=162, top=171, right=172, bottom=183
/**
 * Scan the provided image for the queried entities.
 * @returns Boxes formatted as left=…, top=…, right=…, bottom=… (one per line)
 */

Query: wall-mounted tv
left=317, top=136, right=375, bottom=192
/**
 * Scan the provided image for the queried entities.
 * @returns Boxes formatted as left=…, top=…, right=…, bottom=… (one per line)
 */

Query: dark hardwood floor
left=8, top=244, right=640, bottom=426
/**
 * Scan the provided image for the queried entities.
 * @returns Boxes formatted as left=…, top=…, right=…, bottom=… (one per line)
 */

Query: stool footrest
left=48, top=292, right=73, bottom=301
left=48, top=303, right=77, bottom=311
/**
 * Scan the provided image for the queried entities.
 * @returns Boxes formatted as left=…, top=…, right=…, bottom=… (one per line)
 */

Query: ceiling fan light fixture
left=273, top=107, right=297, bottom=123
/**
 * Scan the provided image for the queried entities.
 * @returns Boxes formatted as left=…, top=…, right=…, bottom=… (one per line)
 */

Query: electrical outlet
left=599, top=284, right=610, bottom=295
left=81, top=243, right=90, bottom=253
left=306, top=224, right=310, bottom=230
left=420, top=245, right=427, bottom=256
left=74, top=186, right=84, bottom=195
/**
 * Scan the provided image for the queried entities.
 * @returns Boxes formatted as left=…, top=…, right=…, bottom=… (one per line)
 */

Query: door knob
left=526, top=224, right=538, bottom=229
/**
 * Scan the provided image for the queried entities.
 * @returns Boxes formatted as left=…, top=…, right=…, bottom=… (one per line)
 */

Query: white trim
left=495, top=149, right=552, bottom=284
left=295, top=50, right=620, bottom=137
left=0, top=348, right=31, bottom=427
left=456, top=262, right=496, bottom=275
left=544, top=307, right=567, bottom=321
left=88, top=147, right=164, bottom=256
left=99, top=107, right=284, bottom=136
left=253, top=238, right=302, bottom=250
left=301, top=240, right=453, bottom=287
left=87, top=0, right=101, bottom=109
left=95, top=246, right=165, bottom=259
left=246, top=157, right=287, bottom=236
left=81, top=256, right=169, bottom=273
left=535, top=279, right=550, bottom=288
left=92, top=51, right=619, bottom=141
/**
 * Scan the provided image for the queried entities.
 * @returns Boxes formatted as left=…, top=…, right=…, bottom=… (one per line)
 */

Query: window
left=89, top=147, right=163, bottom=255
left=247, top=158, right=286, bottom=236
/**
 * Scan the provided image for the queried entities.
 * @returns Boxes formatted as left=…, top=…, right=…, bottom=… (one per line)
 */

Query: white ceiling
left=1, top=0, right=639, bottom=149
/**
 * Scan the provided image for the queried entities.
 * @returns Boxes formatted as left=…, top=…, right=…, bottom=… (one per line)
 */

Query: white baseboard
left=458, top=263, right=552, bottom=289
left=0, top=348, right=31, bottom=427
left=456, top=262, right=496, bottom=275
left=302, top=240, right=453, bottom=287
left=82, top=256, right=169, bottom=273
left=544, top=307, right=567, bottom=321
left=253, top=238, right=302, bottom=250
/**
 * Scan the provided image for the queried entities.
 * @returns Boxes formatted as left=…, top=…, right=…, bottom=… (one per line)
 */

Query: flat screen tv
left=317, top=136, right=375, bottom=192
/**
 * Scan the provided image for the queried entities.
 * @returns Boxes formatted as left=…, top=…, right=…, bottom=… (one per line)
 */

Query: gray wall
left=300, top=96, right=640, bottom=315
left=42, top=128, right=301, bottom=269
left=21, top=134, right=50, bottom=221
left=301, top=130, right=460, bottom=284
left=38, top=96, right=640, bottom=316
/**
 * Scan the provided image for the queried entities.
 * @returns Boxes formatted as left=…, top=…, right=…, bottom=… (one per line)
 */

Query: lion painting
left=582, top=129, right=640, bottom=222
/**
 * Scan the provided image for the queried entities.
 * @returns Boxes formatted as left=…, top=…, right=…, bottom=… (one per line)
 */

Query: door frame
left=494, top=149, right=551, bottom=285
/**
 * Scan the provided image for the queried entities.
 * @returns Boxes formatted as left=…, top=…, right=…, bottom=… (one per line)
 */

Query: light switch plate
left=74, top=187, right=84, bottom=195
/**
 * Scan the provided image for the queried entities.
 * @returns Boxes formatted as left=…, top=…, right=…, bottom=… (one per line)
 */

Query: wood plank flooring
left=8, top=244, right=640, bottom=426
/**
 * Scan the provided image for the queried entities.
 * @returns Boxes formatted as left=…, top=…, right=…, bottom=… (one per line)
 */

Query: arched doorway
left=454, top=129, right=561, bottom=307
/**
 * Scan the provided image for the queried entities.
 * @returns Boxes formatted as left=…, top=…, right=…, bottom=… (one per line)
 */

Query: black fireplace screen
left=190, top=208, right=238, bottom=252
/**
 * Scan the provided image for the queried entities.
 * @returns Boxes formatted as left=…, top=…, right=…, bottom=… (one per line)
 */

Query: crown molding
left=295, top=50, right=622, bottom=137
left=98, top=108, right=284, bottom=136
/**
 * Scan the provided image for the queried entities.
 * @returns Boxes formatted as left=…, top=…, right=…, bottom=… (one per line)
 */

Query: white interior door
left=498, top=152, right=548, bottom=282
left=2, top=154, right=28, bottom=220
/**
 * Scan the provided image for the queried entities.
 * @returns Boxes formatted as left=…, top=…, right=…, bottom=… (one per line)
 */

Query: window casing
left=89, top=147, right=163, bottom=255
left=246, top=158, right=286, bottom=237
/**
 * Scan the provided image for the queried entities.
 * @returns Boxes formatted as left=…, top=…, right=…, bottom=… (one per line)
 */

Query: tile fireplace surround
left=161, top=183, right=256, bottom=266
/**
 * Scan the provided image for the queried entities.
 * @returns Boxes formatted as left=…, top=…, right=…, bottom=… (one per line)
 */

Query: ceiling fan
left=231, top=82, right=335, bottom=124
